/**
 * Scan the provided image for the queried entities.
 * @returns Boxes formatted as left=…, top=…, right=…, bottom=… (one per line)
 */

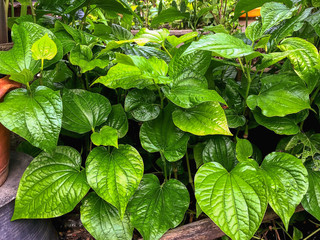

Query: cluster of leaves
left=1, top=0, right=320, bottom=240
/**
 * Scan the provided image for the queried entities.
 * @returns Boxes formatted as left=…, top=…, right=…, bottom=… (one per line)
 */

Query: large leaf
left=133, top=28, right=170, bottom=45
left=202, top=136, right=237, bottom=171
left=234, top=0, right=292, bottom=19
left=0, top=22, right=63, bottom=80
left=172, top=102, right=232, bottom=136
left=151, top=7, right=189, bottom=27
left=247, top=72, right=310, bottom=117
left=183, top=33, right=255, bottom=59
left=260, top=2, right=298, bottom=33
left=105, top=104, right=128, bottom=138
left=140, top=106, right=190, bottom=162
left=127, top=174, right=190, bottom=240
left=302, top=163, right=320, bottom=221
left=195, top=160, right=268, bottom=240
left=124, top=45, right=170, bottom=63
left=124, top=89, right=160, bottom=121
left=260, top=152, right=308, bottom=229
left=62, top=89, right=111, bottom=134
left=12, top=146, right=90, bottom=220
left=80, top=193, right=133, bottom=240
left=306, top=10, right=320, bottom=37
left=245, top=21, right=263, bottom=42
left=0, top=86, right=62, bottom=152
left=86, top=145, right=144, bottom=219
left=279, top=37, right=320, bottom=92
left=169, top=46, right=211, bottom=78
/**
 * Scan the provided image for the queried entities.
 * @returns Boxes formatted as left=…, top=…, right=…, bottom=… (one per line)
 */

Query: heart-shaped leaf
left=91, top=126, right=118, bottom=148
left=140, top=106, right=189, bottom=162
left=195, top=161, right=268, bottom=240
left=31, top=33, right=58, bottom=61
left=260, top=152, right=308, bottom=229
left=0, top=86, right=62, bottom=152
left=127, top=174, right=190, bottom=240
left=86, top=145, right=144, bottom=219
left=172, top=101, right=232, bottom=136
left=80, top=193, right=134, bottom=240
left=236, top=138, right=253, bottom=162
left=62, top=89, right=111, bottom=134
left=12, top=146, right=90, bottom=220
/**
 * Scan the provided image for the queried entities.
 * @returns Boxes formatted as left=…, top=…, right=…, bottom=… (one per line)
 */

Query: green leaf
left=133, top=28, right=170, bottom=45
left=0, top=86, right=62, bottom=152
left=0, top=22, right=63, bottom=79
left=162, top=86, right=226, bottom=108
left=12, top=146, right=90, bottom=220
left=140, top=107, right=190, bottom=162
left=86, top=145, right=144, bottom=219
left=31, top=33, right=58, bottom=61
left=70, top=45, right=109, bottom=73
left=257, top=51, right=296, bottom=70
left=111, top=24, right=133, bottom=40
left=80, top=193, right=133, bottom=240
left=124, top=45, right=170, bottom=63
left=293, top=227, right=303, bottom=240
left=195, top=160, right=268, bottom=240
left=127, top=174, right=190, bottom=240
left=151, top=7, right=189, bottom=27
left=9, top=69, right=34, bottom=85
left=105, top=104, right=128, bottom=138
left=169, top=46, right=211, bottom=78
left=62, top=89, right=111, bottom=134
left=245, top=21, right=262, bottom=42
left=183, top=33, right=255, bottom=59
left=260, top=2, right=298, bottom=33
left=194, top=142, right=205, bottom=169
left=91, top=126, right=118, bottom=148
left=202, top=136, right=237, bottom=172
left=260, top=152, right=308, bottom=229
left=124, top=89, right=160, bottom=121
left=236, top=138, right=253, bottom=162
left=172, top=102, right=232, bottom=136
left=306, top=10, right=320, bottom=37
left=302, top=164, right=320, bottom=221
left=167, top=32, right=198, bottom=48
left=234, top=0, right=292, bottom=19
left=247, top=72, right=310, bottom=117
left=279, top=37, right=320, bottom=92
left=225, top=109, right=246, bottom=128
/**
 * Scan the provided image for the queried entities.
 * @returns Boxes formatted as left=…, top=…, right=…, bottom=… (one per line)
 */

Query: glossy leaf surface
left=127, top=174, right=190, bottom=240
left=236, top=138, right=253, bottom=162
left=91, top=126, right=118, bottom=148
left=31, top=33, right=58, bottom=61
left=12, top=146, right=90, bottom=220
left=105, top=104, right=128, bottom=138
left=86, top=145, right=144, bottom=219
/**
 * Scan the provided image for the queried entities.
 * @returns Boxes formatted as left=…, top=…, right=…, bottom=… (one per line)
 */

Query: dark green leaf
left=151, top=7, right=189, bottom=27
left=105, top=104, right=128, bottom=138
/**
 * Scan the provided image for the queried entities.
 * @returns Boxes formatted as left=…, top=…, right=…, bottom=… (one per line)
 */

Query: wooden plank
left=0, top=43, right=13, bottom=51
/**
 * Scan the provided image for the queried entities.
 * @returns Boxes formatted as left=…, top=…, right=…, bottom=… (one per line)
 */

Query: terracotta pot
left=0, top=76, right=21, bottom=186
left=240, top=8, right=261, bottom=18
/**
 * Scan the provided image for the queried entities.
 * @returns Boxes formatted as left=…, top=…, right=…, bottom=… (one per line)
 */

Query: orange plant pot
left=239, top=8, right=261, bottom=18
left=0, top=76, right=21, bottom=186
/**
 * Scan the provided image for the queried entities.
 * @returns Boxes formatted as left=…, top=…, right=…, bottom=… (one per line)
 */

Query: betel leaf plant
left=0, top=0, right=320, bottom=240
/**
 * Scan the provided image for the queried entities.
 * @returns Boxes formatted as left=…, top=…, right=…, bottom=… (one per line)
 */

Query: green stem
left=275, top=222, right=293, bottom=240
left=238, top=57, right=247, bottom=79
left=244, top=62, right=252, bottom=102
left=5, top=0, right=9, bottom=20
left=160, top=152, right=167, bottom=182
left=20, top=4, right=27, bottom=17
left=162, top=43, right=172, bottom=58
left=26, top=82, right=31, bottom=93
left=186, top=150, right=194, bottom=191
left=153, top=80, right=164, bottom=108
left=30, top=0, right=36, bottom=23
left=172, top=162, right=178, bottom=180
left=10, top=0, right=14, bottom=17
left=304, top=227, right=320, bottom=240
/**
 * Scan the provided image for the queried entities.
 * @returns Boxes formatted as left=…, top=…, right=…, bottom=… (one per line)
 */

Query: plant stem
left=153, top=80, right=164, bottom=108
left=30, top=0, right=36, bottom=23
left=160, top=152, right=167, bottom=182
left=5, top=0, right=9, bottom=20
left=276, top=221, right=293, bottom=240
left=172, top=162, right=178, bottom=180
left=304, top=225, right=320, bottom=240
left=186, top=150, right=194, bottom=191
left=10, top=0, right=14, bottom=17
left=244, top=61, right=252, bottom=102
left=162, top=43, right=172, bottom=58
left=238, top=57, right=247, bottom=79
left=20, top=4, right=27, bottom=16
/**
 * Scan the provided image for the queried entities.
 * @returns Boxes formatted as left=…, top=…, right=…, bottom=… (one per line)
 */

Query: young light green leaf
left=301, top=164, right=320, bottom=221
left=172, top=102, right=232, bottom=136
left=260, top=152, right=308, bottom=229
left=195, top=160, right=268, bottom=240
left=202, top=136, right=237, bottom=172
left=236, top=138, right=253, bottom=162
left=31, top=33, right=58, bottom=61
left=12, top=146, right=90, bottom=220
left=91, top=126, right=118, bottom=148
left=279, top=37, right=320, bottom=92
left=86, top=145, right=144, bottom=219
left=124, top=89, right=160, bottom=121
left=127, top=174, right=190, bottom=240
left=0, top=86, right=62, bottom=152
left=140, top=106, right=190, bottom=162
left=80, top=193, right=134, bottom=240
left=62, top=89, right=111, bottom=134
left=247, top=72, right=310, bottom=117
left=167, top=31, right=198, bottom=48
left=105, top=104, right=128, bottom=138
left=183, top=33, right=255, bottom=58
left=133, top=28, right=170, bottom=45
